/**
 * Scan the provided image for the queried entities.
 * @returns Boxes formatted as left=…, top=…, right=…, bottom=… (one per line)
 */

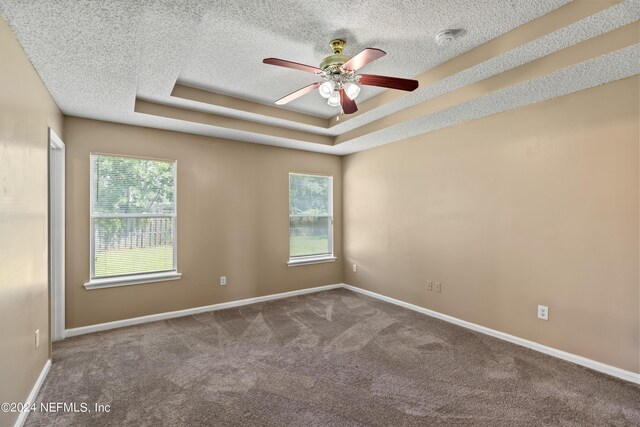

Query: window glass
left=91, top=154, right=176, bottom=279
left=289, top=173, right=333, bottom=259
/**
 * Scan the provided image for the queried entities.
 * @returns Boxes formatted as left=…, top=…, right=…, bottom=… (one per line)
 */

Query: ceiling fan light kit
left=263, top=39, right=419, bottom=114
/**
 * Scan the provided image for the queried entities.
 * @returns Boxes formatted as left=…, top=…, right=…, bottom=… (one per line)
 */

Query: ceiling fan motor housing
left=320, top=39, right=350, bottom=72
left=320, top=54, right=350, bottom=71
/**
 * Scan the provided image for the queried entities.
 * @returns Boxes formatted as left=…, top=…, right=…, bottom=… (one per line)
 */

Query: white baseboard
left=14, top=359, right=51, bottom=427
left=65, top=284, right=343, bottom=338
left=63, top=282, right=639, bottom=384
left=342, top=284, right=640, bottom=384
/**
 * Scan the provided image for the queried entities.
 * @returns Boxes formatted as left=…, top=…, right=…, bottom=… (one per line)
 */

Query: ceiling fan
left=263, top=39, right=419, bottom=114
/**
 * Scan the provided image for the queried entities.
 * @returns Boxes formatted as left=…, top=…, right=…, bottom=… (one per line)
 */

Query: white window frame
left=85, top=154, right=181, bottom=290
left=287, top=172, right=336, bottom=267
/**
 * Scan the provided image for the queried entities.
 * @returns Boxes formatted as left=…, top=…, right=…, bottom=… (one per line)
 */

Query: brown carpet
left=26, top=288, right=639, bottom=426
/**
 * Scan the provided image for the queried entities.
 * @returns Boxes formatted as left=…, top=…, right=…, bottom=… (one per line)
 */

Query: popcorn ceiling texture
left=0, top=3, right=565, bottom=113
left=334, top=44, right=640, bottom=155
left=157, top=0, right=640, bottom=142
left=176, top=0, right=568, bottom=117
left=0, top=0, right=638, bottom=154
left=0, top=0, right=568, bottom=116
left=331, top=0, right=640, bottom=136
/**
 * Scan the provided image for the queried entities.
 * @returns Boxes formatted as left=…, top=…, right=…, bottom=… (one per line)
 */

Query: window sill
left=287, top=256, right=337, bottom=267
left=84, top=271, right=182, bottom=290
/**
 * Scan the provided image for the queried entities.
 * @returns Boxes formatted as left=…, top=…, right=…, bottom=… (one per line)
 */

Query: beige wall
left=0, top=17, right=63, bottom=427
left=343, top=76, right=640, bottom=373
left=64, top=117, right=343, bottom=328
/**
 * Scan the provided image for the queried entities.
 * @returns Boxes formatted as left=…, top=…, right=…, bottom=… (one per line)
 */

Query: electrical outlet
left=537, top=305, right=549, bottom=320
left=352, top=264, right=357, bottom=273
left=220, top=276, right=227, bottom=286
left=35, top=329, right=40, bottom=349
left=426, top=281, right=432, bottom=291
left=434, top=282, right=442, bottom=293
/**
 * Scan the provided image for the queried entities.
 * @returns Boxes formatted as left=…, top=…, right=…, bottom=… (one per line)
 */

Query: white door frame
left=49, top=128, right=65, bottom=341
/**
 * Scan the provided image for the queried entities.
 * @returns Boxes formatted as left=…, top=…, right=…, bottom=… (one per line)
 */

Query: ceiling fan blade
left=275, top=82, right=321, bottom=105
left=339, top=89, right=358, bottom=114
left=358, top=74, right=419, bottom=91
left=263, top=58, right=322, bottom=74
left=341, top=48, right=386, bottom=71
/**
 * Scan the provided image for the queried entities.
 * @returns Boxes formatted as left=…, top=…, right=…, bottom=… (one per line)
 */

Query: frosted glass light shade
left=327, top=91, right=340, bottom=106
left=344, top=82, right=361, bottom=100
left=318, top=81, right=335, bottom=98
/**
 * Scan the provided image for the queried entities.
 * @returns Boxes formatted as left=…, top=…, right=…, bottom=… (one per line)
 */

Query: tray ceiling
left=1, top=0, right=638, bottom=155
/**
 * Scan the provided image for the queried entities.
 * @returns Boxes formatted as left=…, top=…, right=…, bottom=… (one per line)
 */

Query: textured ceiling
left=176, top=0, right=568, bottom=117
left=330, top=0, right=640, bottom=135
left=1, top=0, right=638, bottom=155
left=334, top=44, right=640, bottom=154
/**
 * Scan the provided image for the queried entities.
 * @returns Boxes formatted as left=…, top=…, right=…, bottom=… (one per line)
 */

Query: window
left=86, top=154, right=180, bottom=289
left=288, top=173, right=335, bottom=265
